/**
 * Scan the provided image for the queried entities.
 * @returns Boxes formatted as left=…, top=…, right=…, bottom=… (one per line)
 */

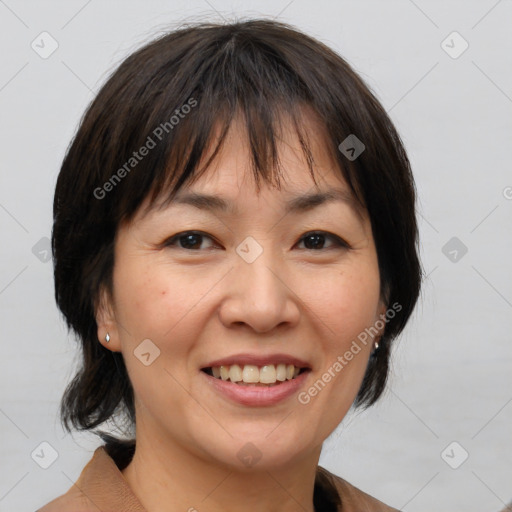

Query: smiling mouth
left=201, top=364, right=309, bottom=386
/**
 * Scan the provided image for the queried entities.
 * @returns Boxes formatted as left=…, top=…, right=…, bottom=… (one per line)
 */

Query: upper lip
left=202, top=353, right=311, bottom=369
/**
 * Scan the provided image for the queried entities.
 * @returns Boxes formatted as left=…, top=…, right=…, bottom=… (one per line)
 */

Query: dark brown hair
left=52, top=18, right=423, bottom=443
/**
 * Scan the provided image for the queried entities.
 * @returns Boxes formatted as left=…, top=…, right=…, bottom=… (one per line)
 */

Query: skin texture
left=96, top=113, right=387, bottom=512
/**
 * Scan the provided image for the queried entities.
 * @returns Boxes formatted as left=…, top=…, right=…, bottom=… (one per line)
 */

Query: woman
left=38, top=18, right=422, bottom=511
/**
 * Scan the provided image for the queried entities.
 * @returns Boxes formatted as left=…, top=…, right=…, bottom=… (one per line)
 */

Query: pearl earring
left=105, top=333, right=110, bottom=343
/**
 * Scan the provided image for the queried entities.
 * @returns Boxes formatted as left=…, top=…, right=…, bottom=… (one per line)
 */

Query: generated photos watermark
left=93, top=97, right=198, bottom=200
left=298, top=301, right=402, bottom=405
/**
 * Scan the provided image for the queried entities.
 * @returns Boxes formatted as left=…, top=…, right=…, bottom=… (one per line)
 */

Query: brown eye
left=297, top=232, right=349, bottom=251
left=164, top=231, right=217, bottom=250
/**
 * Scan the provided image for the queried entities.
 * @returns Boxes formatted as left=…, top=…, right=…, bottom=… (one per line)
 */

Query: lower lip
left=201, top=370, right=310, bottom=406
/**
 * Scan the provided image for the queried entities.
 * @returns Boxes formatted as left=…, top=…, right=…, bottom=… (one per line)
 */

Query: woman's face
left=97, top=115, right=387, bottom=470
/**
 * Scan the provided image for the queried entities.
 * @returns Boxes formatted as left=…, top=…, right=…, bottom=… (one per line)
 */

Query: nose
left=218, top=248, right=301, bottom=334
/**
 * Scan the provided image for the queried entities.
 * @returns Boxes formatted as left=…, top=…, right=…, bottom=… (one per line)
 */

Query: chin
left=190, top=426, right=314, bottom=471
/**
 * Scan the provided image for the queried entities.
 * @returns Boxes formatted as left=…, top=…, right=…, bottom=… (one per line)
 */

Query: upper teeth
left=211, top=364, right=301, bottom=384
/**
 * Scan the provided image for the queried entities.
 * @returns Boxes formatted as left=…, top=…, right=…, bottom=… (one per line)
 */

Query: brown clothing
left=37, top=444, right=400, bottom=511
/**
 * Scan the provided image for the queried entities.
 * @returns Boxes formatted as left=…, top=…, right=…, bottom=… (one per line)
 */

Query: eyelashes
left=163, top=231, right=214, bottom=251
left=162, top=230, right=350, bottom=252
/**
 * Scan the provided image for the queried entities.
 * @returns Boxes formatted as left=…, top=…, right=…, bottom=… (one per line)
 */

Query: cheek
left=112, top=256, right=176, bottom=341
left=306, top=261, right=381, bottom=400
left=307, top=261, right=381, bottom=338
left=114, top=262, right=158, bottom=326
left=112, top=257, right=218, bottom=342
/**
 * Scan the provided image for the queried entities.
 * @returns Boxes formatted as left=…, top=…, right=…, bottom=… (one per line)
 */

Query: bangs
left=141, top=103, right=336, bottom=217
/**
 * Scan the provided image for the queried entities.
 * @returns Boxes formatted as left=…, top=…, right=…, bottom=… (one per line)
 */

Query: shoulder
left=35, top=445, right=128, bottom=512
left=318, top=466, right=401, bottom=511
left=36, top=487, right=93, bottom=512
left=35, top=452, right=99, bottom=511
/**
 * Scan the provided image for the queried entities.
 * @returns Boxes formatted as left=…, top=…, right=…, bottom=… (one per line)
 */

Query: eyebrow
left=169, top=188, right=365, bottom=219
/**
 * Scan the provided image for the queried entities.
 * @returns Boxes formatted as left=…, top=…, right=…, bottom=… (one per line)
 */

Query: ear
left=95, top=285, right=121, bottom=352
left=375, top=299, right=388, bottom=339
left=377, top=299, right=387, bottom=318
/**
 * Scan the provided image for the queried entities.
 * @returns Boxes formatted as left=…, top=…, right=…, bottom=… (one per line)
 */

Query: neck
left=121, top=428, right=321, bottom=512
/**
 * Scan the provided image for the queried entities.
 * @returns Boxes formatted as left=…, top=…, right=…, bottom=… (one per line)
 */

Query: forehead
left=143, top=164, right=367, bottom=229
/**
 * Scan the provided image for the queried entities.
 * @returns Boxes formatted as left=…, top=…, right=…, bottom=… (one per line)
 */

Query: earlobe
left=95, top=286, right=121, bottom=351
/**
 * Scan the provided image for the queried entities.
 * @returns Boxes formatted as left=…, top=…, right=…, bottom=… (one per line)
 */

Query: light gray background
left=1, top=1, right=511, bottom=511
